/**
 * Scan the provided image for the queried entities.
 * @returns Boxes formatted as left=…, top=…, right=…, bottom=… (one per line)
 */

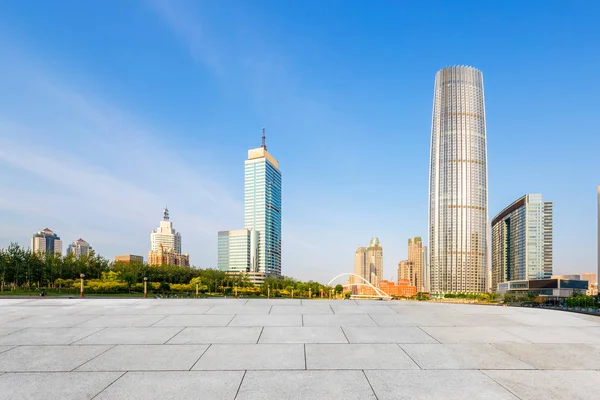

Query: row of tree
left=0, top=243, right=334, bottom=297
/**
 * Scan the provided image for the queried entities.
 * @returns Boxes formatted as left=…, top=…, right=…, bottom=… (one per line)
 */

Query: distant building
left=114, top=254, right=144, bottom=263
left=398, top=260, right=416, bottom=287
left=66, top=238, right=92, bottom=257
left=580, top=273, right=598, bottom=295
left=148, top=245, right=189, bottom=268
left=31, top=228, right=62, bottom=255
left=353, top=238, right=383, bottom=287
left=151, top=207, right=182, bottom=253
left=492, top=194, right=553, bottom=291
left=497, top=277, right=588, bottom=298
left=379, top=279, right=417, bottom=298
left=217, top=229, right=256, bottom=274
left=422, top=245, right=430, bottom=292
left=408, top=237, right=423, bottom=291
left=218, top=130, right=282, bottom=284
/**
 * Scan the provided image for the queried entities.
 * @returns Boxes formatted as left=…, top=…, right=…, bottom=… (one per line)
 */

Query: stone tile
left=94, top=371, right=243, bottom=400
left=493, top=343, right=600, bottom=369
left=303, top=314, right=378, bottom=327
left=332, top=305, right=396, bottom=314
left=0, top=315, right=26, bottom=325
left=153, top=314, right=234, bottom=327
left=167, top=327, right=262, bottom=344
left=501, top=326, right=600, bottom=343
left=306, top=344, right=419, bottom=369
left=0, top=372, right=122, bottom=400
left=78, top=344, right=208, bottom=371
left=483, top=370, right=600, bottom=400
left=505, top=311, right=600, bottom=327
left=343, top=327, right=438, bottom=344
left=5, top=306, right=76, bottom=315
left=137, top=299, right=195, bottom=306
left=74, top=305, right=151, bottom=315
left=76, top=327, right=182, bottom=345
left=0, top=299, right=33, bottom=306
left=400, top=344, right=534, bottom=370
left=26, top=299, right=84, bottom=306
left=237, top=370, right=377, bottom=400
left=0, top=346, right=14, bottom=355
left=301, top=300, right=357, bottom=306
left=141, top=305, right=213, bottom=314
left=0, top=328, right=20, bottom=337
left=259, top=327, right=347, bottom=343
left=245, top=299, right=302, bottom=306
left=2, top=314, right=96, bottom=328
left=366, top=370, right=518, bottom=399
left=445, top=304, right=515, bottom=315
left=370, top=314, right=454, bottom=327
left=77, top=314, right=166, bottom=327
left=270, top=305, right=333, bottom=314
left=0, top=327, right=102, bottom=345
left=193, top=344, right=305, bottom=370
left=205, top=305, right=271, bottom=315
left=228, top=315, right=302, bottom=327
left=422, top=327, right=528, bottom=343
left=0, top=345, right=111, bottom=372
left=448, top=315, right=527, bottom=327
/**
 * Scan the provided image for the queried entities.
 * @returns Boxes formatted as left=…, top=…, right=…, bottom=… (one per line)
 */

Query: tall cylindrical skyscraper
left=429, top=66, right=489, bottom=293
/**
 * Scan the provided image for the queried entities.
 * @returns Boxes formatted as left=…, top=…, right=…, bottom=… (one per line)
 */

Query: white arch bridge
left=327, top=273, right=392, bottom=300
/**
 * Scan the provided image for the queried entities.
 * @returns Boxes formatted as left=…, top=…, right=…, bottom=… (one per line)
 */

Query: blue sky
left=0, top=0, right=599, bottom=282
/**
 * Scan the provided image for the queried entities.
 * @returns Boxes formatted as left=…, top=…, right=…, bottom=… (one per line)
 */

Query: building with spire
left=67, top=238, right=92, bottom=257
left=148, top=207, right=189, bottom=267
left=218, top=129, right=282, bottom=284
left=31, top=228, right=62, bottom=255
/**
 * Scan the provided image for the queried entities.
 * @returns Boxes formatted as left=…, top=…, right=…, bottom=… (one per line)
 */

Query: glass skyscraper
left=244, top=137, right=282, bottom=277
left=491, top=194, right=553, bottom=290
left=429, top=66, right=489, bottom=294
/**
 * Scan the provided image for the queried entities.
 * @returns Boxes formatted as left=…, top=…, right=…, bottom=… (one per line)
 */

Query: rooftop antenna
left=163, top=206, right=169, bottom=221
left=261, top=128, right=267, bottom=150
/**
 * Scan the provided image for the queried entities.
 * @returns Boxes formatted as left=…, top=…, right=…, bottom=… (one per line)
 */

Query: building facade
left=491, top=194, right=553, bottom=290
left=422, top=245, right=430, bottom=292
left=66, top=238, right=92, bottom=257
left=114, top=254, right=144, bottom=263
left=580, top=273, right=598, bottom=296
left=150, top=207, right=181, bottom=253
left=353, top=238, right=383, bottom=287
left=148, top=245, right=189, bottom=268
left=31, top=228, right=62, bottom=255
left=408, top=237, right=423, bottom=291
left=429, top=66, right=489, bottom=294
left=217, top=130, right=282, bottom=283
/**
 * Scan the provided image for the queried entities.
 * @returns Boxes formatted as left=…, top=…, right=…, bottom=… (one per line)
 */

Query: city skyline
left=0, top=2, right=599, bottom=283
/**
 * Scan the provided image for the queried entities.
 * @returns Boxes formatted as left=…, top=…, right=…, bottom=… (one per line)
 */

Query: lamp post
left=291, top=289, right=294, bottom=299
left=308, top=287, right=311, bottom=299
left=234, top=286, right=238, bottom=299
left=267, top=284, right=270, bottom=299
left=143, top=277, right=148, bottom=298
left=195, top=281, right=199, bottom=299
left=79, top=273, right=85, bottom=298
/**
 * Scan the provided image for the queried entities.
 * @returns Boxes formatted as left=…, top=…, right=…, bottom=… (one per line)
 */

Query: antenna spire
left=163, top=206, right=169, bottom=221
left=261, top=128, right=267, bottom=150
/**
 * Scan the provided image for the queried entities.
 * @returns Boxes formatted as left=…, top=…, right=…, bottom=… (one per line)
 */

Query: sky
left=0, top=0, right=599, bottom=283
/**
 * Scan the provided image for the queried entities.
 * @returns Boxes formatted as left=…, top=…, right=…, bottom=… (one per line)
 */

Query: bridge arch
left=328, top=273, right=391, bottom=299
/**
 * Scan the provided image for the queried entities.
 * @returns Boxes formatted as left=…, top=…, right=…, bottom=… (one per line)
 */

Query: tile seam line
left=396, top=343, right=423, bottom=370
left=256, top=327, right=265, bottom=344
left=340, top=327, right=350, bottom=343
left=70, top=327, right=107, bottom=345
left=417, top=326, right=442, bottom=344
left=488, top=342, right=538, bottom=370
left=90, top=371, right=127, bottom=400
left=188, top=344, right=212, bottom=371
left=149, top=315, right=169, bottom=327
left=163, top=326, right=187, bottom=344
left=480, top=370, right=525, bottom=400
left=362, top=369, right=380, bottom=400
left=233, top=370, right=247, bottom=400
left=71, top=344, right=117, bottom=371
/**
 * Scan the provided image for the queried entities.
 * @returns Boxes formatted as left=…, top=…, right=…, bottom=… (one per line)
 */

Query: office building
left=354, top=238, right=383, bottom=287
left=148, top=245, right=189, bottom=268
left=217, top=130, right=282, bottom=283
left=429, top=66, right=489, bottom=293
left=497, top=277, right=588, bottom=298
left=114, top=254, right=144, bottom=263
left=407, top=237, right=423, bottom=291
left=397, top=260, right=415, bottom=287
left=422, top=245, right=430, bottom=292
left=150, top=207, right=181, bottom=253
left=31, top=228, right=62, bottom=255
left=491, top=194, right=553, bottom=290
left=66, top=238, right=92, bottom=257
left=148, top=207, right=189, bottom=267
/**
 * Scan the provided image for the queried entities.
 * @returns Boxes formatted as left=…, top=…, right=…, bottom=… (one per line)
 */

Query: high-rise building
left=354, top=238, right=383, bottom=286
left=429, top=66, right=489, bottom=294
left=66, top=238, right=92, bottom=257
left=150, top=207, right=181, bottom=253
left=407, top=237, right=423, bottom=291
left=491, top=194, right=553, bottom=290
left=149, top=207, right=188, bottom=266
left=217, top=130, right=282, bottom=283
left=114, top=254, right=144, bottom=263
left=422, top=245, right=430, bottom=292
left=397, top=260, right=415, bottom=286
left=31, top=228, right=62, bottom=255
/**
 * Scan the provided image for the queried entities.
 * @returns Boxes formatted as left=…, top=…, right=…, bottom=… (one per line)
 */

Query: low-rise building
left=379, top=279, right=417, bottom=298
left=497, top=278, right=589, bottom=298
left=148, top=245, right=189, bottom=268
left=114, top=254, right=144, bottom=263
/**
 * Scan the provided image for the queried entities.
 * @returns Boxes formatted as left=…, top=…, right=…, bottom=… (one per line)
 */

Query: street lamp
left=79, top=273, right=85, bottom=298
left=195, top=281, right=199, bottom=299
left=143, top=277, right=148, bottom=298
left=267, top=284, right=270, bottom=299
left=308, top=287, right=311, bottom=299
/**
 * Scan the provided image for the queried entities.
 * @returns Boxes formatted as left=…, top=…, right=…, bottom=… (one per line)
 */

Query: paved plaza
left=0, top=298, right=599, bottom=399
